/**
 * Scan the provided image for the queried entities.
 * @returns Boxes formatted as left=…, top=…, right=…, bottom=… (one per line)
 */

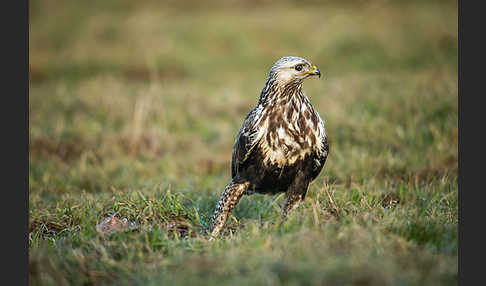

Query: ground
left=29, top=1, right=458, bottom=285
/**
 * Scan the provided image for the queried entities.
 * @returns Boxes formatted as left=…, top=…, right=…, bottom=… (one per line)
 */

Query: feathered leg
left=209, top=180, right=249, bottom=240
left=282, top=192, right=304, bottom=219
left=282, top=171, right=309, bottom=219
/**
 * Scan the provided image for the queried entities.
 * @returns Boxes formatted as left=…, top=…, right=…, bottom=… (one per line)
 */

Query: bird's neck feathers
left=258, top=77, right=305, bottom=107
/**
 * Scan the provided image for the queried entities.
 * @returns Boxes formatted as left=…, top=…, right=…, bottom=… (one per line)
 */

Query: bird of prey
left=209, top=56, right=329, bottom=239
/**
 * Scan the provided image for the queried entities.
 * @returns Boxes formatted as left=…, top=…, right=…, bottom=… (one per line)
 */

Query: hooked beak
left=310, top=65, right=321, bottom=78
left=299, top=65, right=321, bottom=78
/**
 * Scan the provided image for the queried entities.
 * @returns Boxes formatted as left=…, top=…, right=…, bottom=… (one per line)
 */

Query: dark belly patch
left=235, top=149, right=314, bottom=195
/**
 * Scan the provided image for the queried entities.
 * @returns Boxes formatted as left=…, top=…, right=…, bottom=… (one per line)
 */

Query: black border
left=458, top=0, right=482, bottom=285
left=2, top=0, right=29, bottom=285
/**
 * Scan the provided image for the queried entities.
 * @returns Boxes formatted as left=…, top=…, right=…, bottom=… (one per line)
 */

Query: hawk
left=209, top=56, right=329, bottom=238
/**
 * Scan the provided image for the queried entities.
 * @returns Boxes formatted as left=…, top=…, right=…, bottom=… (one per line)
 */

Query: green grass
left=29, top=0, right=458, bottom=285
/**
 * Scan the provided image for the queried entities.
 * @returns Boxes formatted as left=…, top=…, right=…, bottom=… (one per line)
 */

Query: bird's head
left=268, top=56, right=321, bottom=85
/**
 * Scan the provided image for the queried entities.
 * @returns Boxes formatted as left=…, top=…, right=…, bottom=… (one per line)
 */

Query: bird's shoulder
left=311, top=127, right=329, bottom=181
left=231, top=105, right=265, bottom=178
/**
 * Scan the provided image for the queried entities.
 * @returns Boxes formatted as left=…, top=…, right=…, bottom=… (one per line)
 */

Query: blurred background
left=29, top=0, right=457, bottom=285
left=29, top=0, right=457, bottom=193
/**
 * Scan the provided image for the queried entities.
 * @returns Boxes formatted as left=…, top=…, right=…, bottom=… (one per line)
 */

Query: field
left=29, top=0, right=458, bottom=285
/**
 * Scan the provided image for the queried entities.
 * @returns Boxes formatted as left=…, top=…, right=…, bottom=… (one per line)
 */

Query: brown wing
left=231, top=107, right=261, bottom=179
left=311, top=135, right=329, bottom=181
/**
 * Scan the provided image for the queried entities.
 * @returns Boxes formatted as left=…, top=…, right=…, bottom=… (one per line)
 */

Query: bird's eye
left=295, top=64, right=303, bottom=71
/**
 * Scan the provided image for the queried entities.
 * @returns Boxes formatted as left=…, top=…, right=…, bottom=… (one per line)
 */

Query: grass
left=29, top=0, right=458, bottom=285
